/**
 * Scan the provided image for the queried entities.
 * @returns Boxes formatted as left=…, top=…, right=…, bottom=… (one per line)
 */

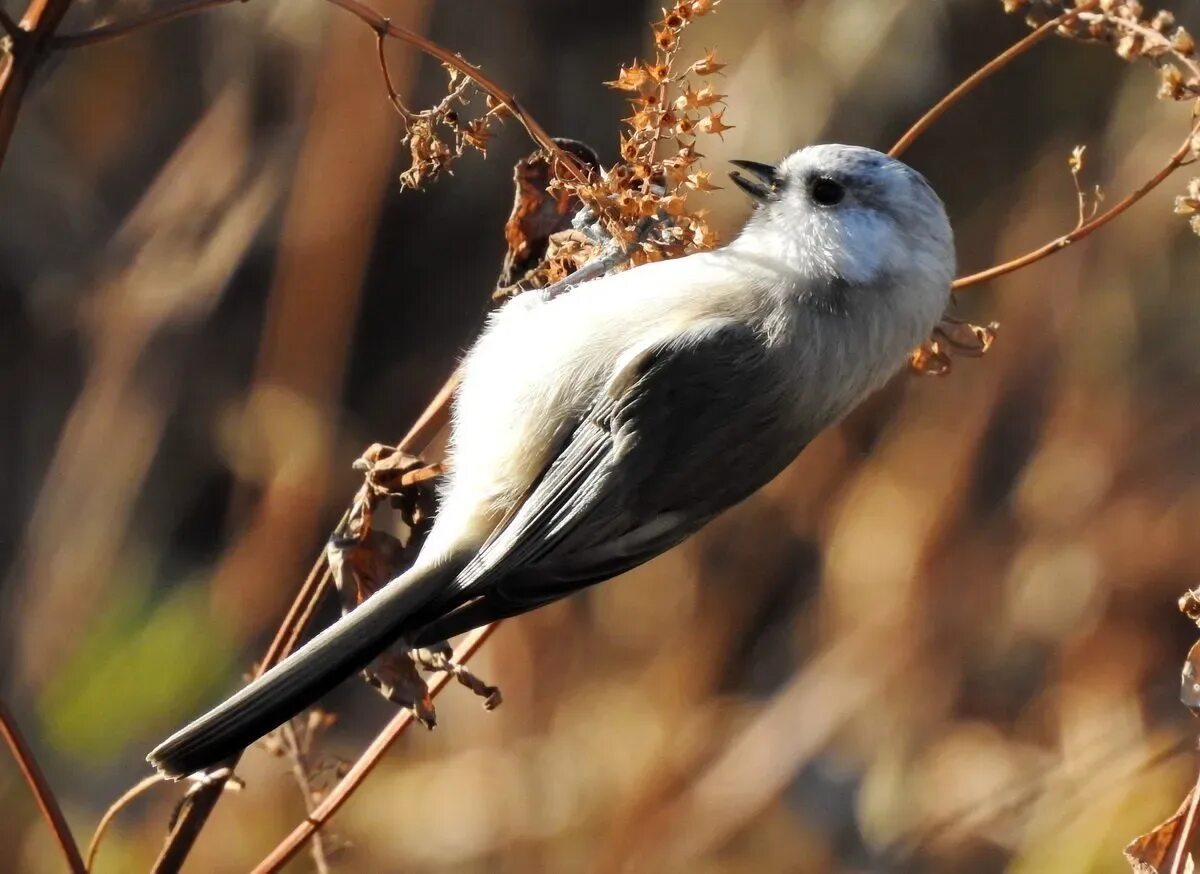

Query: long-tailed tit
left=149, top=144, right=955, bottom=777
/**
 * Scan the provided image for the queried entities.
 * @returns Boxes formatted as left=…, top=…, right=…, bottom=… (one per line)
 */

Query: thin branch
left=260, top=547, right=336, bottom=672
left=889, top=3, right=1093, bottom=158
left=324, top=0, right=586, bottom=181
left=149, top=773, right=231, bottom=874
left=953, top=114, right=1200, bottom=289
left=0, top=0, right=78, bottom=169
left=148, top=365, right=459, bottom=872
left=375, top=30, right=414, bottom=120
left=0, top=7, right=22, bottom=40
left=0, top=700, right=86, bottom=874
left=279, top=721, right=332, bottom=874
left=86, top=774, right=164, bottom=870
left=51, top=0, right=589, bottom=183
left=49, top=0, right=240, bottom=48
left=398, top=371, right=458, bottom=454
left=250, top=623, right=500, bottom=874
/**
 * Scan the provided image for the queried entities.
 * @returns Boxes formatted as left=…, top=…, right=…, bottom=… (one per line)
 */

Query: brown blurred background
left=3, top=0, right=1200, bottom=871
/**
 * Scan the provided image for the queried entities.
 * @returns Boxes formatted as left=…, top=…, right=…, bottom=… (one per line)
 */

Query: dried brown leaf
left=1125, top=787, right=1200, bottom=874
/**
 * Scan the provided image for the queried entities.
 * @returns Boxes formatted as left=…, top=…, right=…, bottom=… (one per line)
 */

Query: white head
left=728, top=144, right=955, bottom=319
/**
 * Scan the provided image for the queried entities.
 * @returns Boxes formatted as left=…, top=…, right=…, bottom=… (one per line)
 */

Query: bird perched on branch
left=149, top=144, right=955, bottom=778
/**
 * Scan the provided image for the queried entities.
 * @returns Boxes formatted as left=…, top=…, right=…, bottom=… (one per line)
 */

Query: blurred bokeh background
left=3, top=0, right=1200, bottom=871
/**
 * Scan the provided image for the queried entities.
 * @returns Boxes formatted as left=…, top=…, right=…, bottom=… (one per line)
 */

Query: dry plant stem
left=86, top=774, right=163, bottom=870
left=0, top=700, right=86, bottom=874
left=150, top=781, right=228, bottom=874
left=0, top=7, right=21, bottom=38
left=398, top=371, right=459, bottom=453
left=280, top=721, right=332, bottom=874
left=889, top=4, right=1091, bottom=158
left=48, top=0, right=243, bottom=48
left=1170, top=765, right=1200, bottom=874
left=324, top=0, right=586, bottom=181
left=150, top=369, right=459, bottom=872
left=263, top=369, right=460, bottom=668
left=251, top=622, right=500, bottom=874
left=50, top=0, right=588, bottom=182
left=953, top=113, right=1200, bottom=289
left=0, top=0, right=77, bottom=169
left=261, top=546, right=338, bottom=670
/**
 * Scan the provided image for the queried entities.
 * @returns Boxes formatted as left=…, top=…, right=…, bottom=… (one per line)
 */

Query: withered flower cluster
left=382, top=58, right=505, bottom=191
left=547, top=0, right=729, bottom=265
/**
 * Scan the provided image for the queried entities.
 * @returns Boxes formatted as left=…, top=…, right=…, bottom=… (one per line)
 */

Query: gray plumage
left=148, top=145, right=955, bottom=778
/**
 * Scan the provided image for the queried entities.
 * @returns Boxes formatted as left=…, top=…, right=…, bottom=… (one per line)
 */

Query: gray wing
left=409, top=317, right=802, bottom=644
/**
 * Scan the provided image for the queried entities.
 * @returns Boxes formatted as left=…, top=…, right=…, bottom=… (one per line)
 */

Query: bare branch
left=86, top=774, right=164, bottom=870
left=0, top=0, right=78, bottom=168
left=50, top=0, right=241, bottom=48
left=0, top=7, right=22, bottom=40
left=0, top=700, right=86, bottom=874
left=250, top=623, right=501, bottom=874
left=953, top=113, right=1200, bottom=289
left=51, top=0, right=589, bottom=183
left=889, top=3, right=1092, bottom=158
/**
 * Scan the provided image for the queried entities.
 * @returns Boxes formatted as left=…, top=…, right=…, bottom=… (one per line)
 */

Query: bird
left=148, top=144, right=956, bottom=778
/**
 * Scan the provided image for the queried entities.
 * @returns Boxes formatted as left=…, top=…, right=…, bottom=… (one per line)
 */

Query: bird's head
left=729, top=144, right=955, bottom=312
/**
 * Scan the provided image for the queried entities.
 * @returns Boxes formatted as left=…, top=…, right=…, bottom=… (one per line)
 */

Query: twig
left=0, top=7, right=22, bottom=40
left=375, top=30, right=414, bottom=120
left=0, top=0, right=77, bottom=168
left=0, top=700, right=86, bottom=874
left=50, top=0, right=589, bottom=182
left=147, top=366, right=459, bottom=871
left=953, top=114, right=1200, bottom=289
left=889, top=3, right=1093, bottom=158
left=86, top=774, right=164, bottom=871
left=149, top=775, right=230, bottom=874
left=279, top=721, right=333, bottom=874
left=260, top=547, right=337, bottom=672
left=250, top=622, right=500, bottom=874
left=49, top=0, right=242, bottom=48
left=398, top=371, right=459, bottom=454
left=324, top=0, right=586, bottom=181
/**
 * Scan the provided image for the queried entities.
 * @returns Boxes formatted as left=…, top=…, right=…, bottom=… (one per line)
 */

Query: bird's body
left=149, top=145, right=955, bottom=777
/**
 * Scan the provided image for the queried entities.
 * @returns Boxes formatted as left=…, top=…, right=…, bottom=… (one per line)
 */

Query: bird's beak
left=729, top=160, right=777, bottom=202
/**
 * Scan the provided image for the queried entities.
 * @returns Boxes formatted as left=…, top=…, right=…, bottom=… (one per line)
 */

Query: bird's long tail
left=147, top=560, right=458, bottom=779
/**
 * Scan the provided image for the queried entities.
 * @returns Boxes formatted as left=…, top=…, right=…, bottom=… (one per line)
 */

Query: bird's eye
left=810, top=177, right=845, bottom=206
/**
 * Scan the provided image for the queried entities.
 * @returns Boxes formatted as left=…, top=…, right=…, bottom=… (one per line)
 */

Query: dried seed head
left=695, top=109, right=734, bottom=137
left=1160, top=64, right=1188, bottom=99
left=1151, top=10, right=1175, bottom=31
left=1173, top=27, right=1196, bottom=57
left=689, top=48, right=726, bottom=76
left=646, top=61, right=671, bottom=83
left=606, top=64, right=651, bottom=92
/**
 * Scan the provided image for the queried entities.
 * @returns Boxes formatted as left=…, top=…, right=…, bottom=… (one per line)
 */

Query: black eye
left=810, top=177, right=845, bottom=206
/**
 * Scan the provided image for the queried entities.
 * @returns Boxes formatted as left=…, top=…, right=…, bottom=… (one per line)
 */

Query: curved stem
left=53, top=0, right=588, bottom=183
left=0, top=700, right=86, bottom=874
left=250, top=623, right=500, bottom=874
left=323, top=0, right=585, bottom=181
left=890, top=3, right=1093, bottom=158
left=49, top=0, right=240, bottom=48
left=86, top=774, right=163, bottom=870
left=953, top=115, right=1199, bottom=289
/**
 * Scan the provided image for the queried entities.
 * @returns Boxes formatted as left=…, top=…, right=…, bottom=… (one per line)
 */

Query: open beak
left=729, top=160, right=777, bottom=202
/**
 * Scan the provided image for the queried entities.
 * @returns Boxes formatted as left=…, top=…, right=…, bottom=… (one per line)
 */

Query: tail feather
left=147, top=561, right=455, bottom=779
